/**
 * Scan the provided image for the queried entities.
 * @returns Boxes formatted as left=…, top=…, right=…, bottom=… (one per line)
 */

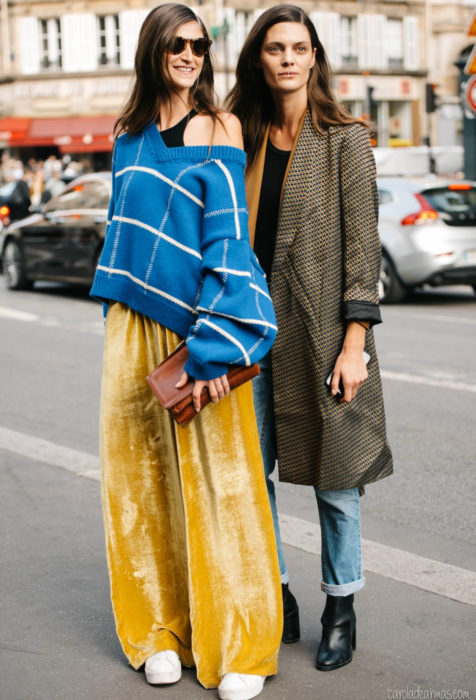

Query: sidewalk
left=1, top=452, right=474, bottom=700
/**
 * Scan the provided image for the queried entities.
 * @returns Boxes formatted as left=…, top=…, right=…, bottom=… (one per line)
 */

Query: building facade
left=0, top=0, right=473, bottom=162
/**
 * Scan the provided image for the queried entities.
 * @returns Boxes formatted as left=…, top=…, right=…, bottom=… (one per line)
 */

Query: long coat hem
left=246, top=110, right=394, bottom=491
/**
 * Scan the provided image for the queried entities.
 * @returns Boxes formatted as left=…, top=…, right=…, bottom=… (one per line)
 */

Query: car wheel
left=2, top=240, right=32, bottom=290
left=379, top=252, right=407, bottom=304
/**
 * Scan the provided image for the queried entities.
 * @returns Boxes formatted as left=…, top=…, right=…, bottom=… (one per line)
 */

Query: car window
left=423, top=187, right=476, bottom=226
left=43, top=179, right=110, bottom=212
left=44, top=186, right=88, bottom=212
left=78, top=181, right=111, bottom=208
left=378, top=189, right=393, bottom=205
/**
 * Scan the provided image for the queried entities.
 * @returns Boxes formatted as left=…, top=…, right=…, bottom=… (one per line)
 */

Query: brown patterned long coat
left=246, top=111, right=393, bottom=490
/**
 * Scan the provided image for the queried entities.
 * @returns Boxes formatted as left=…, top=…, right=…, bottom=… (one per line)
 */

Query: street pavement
left=1, top=282, right=475, bottom=700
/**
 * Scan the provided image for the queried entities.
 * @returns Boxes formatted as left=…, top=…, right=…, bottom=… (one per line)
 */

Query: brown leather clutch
left=146, top=341, right=260, bottom=427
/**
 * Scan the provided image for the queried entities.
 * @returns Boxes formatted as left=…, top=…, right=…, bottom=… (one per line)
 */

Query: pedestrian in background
left=90, top=4, right=282, bottom=699
left=227, top=3, right=393, bottom=671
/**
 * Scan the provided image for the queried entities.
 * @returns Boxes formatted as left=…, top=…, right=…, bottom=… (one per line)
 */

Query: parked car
left=0, top=179, right=31, bottom=227
left=377, top=178, right=476, bottom=302
left=1, top=173, right=111, bottom=290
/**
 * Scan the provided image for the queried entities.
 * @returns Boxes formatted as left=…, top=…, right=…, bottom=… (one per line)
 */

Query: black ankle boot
left=282, top=583, right=300, bottom=644
left=315, top=594, right=356, bottom=671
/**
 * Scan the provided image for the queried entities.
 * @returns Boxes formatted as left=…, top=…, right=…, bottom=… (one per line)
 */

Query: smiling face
left=164, top=19, right=206, bottom=93
left=258, top=22, right=316, bottom=96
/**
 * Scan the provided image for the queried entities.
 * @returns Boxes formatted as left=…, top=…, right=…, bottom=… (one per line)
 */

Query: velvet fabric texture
left=99, top=302, right=282, bottom=688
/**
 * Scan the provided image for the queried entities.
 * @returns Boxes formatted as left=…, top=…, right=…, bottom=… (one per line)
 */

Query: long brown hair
left=115, top=3, right=219, bottom=137
left=226, top=4, right=362, bottom=166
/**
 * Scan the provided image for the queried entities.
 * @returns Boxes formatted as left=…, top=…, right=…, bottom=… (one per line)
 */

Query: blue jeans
left=252, top=353, right=365, bottom=597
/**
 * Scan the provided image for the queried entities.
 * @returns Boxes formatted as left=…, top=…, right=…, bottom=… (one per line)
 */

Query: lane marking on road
left=380, top=370, right=476, bottom=393
left=0, top=304, right=104, bottom=335
left=0, top=306, right=40, bottom=322
left=1, top=426, right=475, bottom=606
left=279, top=514, right=475, bottom=607
left=382, top=310, right=476, bottom=326
left=0, top=426, right=100, bottom=481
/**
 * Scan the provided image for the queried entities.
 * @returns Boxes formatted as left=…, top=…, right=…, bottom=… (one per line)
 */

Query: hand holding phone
left=325, top=351, right=370, bottom=397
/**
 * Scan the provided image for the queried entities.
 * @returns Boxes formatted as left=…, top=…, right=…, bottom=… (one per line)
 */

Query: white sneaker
left=145, top=650, right=181, bottom=685
left=218, top=673, right=265, bottom=700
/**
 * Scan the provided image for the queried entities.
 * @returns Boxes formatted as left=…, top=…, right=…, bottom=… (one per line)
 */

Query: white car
left=377, top=178, right=476, bottom=302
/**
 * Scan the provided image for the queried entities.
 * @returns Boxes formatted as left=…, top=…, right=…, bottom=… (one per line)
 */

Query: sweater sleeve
left=340, top=123, right=382, bottom=326
left=100, top=146, right=118, bottom=319
left=184, top=158, right=277, bottom=380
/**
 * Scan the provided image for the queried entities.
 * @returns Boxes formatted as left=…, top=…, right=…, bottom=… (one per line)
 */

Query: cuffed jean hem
left=321, top=577, right=366, bottom=596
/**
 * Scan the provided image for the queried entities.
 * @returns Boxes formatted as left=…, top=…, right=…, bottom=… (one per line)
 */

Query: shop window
left=98, top=15, right=120, bottom=66
left=39, top=18, right=62, bottom=70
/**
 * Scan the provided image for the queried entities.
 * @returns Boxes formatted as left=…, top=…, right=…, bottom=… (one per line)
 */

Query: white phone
left=325, top=351, right=371, bottom=396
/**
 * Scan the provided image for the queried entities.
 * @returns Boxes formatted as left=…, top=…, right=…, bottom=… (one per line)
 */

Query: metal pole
left=424, top=0, right=435, bottom=171
left=1, top=0, right=11, bottom=75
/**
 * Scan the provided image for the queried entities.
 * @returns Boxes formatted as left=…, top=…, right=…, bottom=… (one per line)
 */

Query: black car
left=1, top=173, right=111, bottom=290
left=0, top=179, right=31, bottom=226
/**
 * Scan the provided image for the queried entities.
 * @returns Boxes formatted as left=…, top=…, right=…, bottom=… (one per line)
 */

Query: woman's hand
left=330, top=321, right=369, bottom=403
left=176, top=371, right=230, bottom=413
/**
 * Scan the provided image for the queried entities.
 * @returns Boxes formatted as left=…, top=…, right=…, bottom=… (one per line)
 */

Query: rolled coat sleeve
left=340, top=123, right=382, bottom=326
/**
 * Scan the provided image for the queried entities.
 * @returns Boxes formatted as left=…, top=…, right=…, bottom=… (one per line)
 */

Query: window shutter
left=224, top=7, right=238, bottom=64
left=235, top=11, right=247, bottom=56
left=375, top=15, right=386, bottom=69
left=310, top=12, right=329, bottom=49
left=357, top=15, right=372, bottom=68
left=62, top=14, right=97, bottom=72
left=403, top=16, right=419, bottom=70
left=19, top=17, right=40, bottom=74
left=119, top=9, right=148, bottom=69
left=328, top=13, right=342, bottom=68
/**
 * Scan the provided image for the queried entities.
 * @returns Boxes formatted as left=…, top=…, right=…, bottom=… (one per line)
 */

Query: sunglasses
left=169, top=36, right=212, bottom=57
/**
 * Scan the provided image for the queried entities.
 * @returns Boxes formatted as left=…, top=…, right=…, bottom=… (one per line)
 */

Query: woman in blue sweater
left=90, top=5, right=282, bottom=699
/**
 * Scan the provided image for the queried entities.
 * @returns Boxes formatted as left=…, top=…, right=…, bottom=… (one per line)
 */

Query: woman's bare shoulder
left=184, top=112, right=244, bottom=149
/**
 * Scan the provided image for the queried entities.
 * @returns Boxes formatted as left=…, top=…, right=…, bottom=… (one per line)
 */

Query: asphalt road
left=1, top=281, right=475, bottom=699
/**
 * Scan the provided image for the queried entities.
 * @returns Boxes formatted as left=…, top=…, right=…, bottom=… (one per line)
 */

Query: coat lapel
left=246, top=124, right=270, bottom=249
left=246, top=109, right=307, bottom=250
left=271, top=110, right=320, bottom=279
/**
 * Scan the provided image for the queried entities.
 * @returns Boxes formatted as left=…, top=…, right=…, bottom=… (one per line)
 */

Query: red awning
left=0, top=118, right=31, bottom=145
left=2, top=115, right=116, bottom=152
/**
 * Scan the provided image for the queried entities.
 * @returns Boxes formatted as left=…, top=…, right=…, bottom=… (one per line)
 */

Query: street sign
left=465, top=74, right=476, bottom=115
left=466, top=9, right=476, bottom=37
left=465, top=45, right=476, bottom=75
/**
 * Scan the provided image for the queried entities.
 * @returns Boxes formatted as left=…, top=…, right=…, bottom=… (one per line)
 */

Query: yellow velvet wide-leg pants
left=99, top=303, right=282, bottom=688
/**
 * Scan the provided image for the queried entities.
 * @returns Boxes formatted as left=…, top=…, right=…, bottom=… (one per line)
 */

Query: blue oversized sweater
left=90, top=122, right=277, bottom=380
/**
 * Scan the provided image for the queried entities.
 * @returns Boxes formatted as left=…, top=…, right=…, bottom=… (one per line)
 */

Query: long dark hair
left=115, top=3, right=218, bottom=137
left=226, top=4, right=362, bottom=166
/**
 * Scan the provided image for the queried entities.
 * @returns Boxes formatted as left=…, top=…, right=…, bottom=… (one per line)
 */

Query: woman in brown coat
left=228, top=4, right=393, bottom=671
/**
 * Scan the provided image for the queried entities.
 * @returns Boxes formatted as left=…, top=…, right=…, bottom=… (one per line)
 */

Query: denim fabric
left=252, top=352, right=365, bottom=595
left=252, top=352, right=287, bottom=579
left=314, top=487, right=365, bottom=596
